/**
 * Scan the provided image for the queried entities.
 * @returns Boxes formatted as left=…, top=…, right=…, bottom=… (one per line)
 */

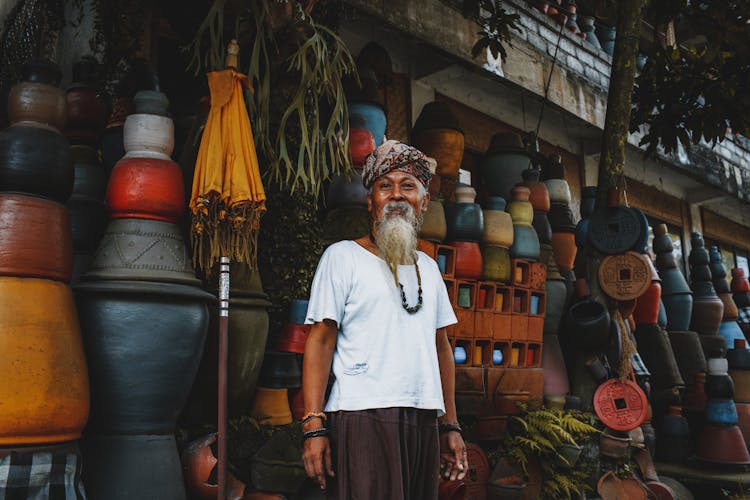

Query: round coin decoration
left=593, top=378, right=649, bottom=431
left=598, top=252, right=651, bottom=301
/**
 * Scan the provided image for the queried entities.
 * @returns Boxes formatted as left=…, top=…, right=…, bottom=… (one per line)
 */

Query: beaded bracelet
left=438, top=422, right=463, bottom=435
left=303, top=428, right=329, bottom=440
left=302, top=411, right=327, bottom=424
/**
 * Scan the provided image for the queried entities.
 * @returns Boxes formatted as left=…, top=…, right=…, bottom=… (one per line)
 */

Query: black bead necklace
left=370, top=232, right=423, bottom=313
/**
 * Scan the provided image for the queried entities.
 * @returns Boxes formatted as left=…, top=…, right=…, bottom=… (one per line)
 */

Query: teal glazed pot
left=348, top=102, right=386, bottom=146
left=631, top=207, right=650, bottom=254
left=532, top=211, right=552, bottom=243
left=509, top=224, right=540, bottom=261
left=74, top=280, right=211, bottom=434
left=706, top=399, right=739, bottom=426
left=718, top=320, right=747, bottom=351
left=580, top=186, right=597, bottom=218
left=289, top=299, right=309, bottom=324
left=658, top=299, right=668, bottom=328
left=444, top=202, right=484, bottom=243
left=478, top=132, right=532, bottom=199
left=544, top=278, right=568, bottom=335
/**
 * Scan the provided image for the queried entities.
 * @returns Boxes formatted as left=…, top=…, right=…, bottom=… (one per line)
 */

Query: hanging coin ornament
left=588, top=206, right=642, bottom=255
left=598, top=252, right=651, bottom=301
left=594, top=378, right=649, bottom=431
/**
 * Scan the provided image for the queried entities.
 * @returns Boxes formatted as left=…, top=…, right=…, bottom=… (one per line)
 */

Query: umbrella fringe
left=191, top=194, right=265, bottom=275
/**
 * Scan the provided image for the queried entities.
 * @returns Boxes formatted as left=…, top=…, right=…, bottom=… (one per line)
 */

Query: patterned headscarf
left=361, top=140, right=432, bottom=189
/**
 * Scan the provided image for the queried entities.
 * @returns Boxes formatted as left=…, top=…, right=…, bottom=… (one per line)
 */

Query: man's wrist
left=438, top=422, right=462, bottom=435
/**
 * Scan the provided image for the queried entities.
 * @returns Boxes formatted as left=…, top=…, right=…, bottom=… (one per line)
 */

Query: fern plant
left=501, top=404, right=599, bottom=499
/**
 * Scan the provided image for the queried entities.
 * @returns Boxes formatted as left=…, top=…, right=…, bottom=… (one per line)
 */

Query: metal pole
left=218, top=256, right=230, bottom=499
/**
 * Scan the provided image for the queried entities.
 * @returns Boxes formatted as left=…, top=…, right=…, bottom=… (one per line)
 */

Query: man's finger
left=313, top=455, right=326, bottom=490
left=325, top=445, right=335, bottom=477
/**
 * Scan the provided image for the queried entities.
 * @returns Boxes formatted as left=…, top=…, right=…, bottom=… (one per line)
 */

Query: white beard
left=374, top=201, right=421, bottom=269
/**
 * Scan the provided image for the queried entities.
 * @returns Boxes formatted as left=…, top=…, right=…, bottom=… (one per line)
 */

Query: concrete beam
left=686, top=186, right=729, bottom=205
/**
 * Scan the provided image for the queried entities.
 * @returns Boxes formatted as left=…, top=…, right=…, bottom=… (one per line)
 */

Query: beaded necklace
left=369, top=232, right=423, bottom=313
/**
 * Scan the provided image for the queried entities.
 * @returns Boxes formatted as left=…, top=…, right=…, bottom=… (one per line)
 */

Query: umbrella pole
left=218, top=256, right=230, bottom=500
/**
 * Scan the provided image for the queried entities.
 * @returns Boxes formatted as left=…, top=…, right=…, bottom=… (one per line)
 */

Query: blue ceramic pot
left=510, top=224, right=540, bottom=261
left=658, top=299, right=668, bottom=328
left=544, top=279, right=567, bottom=335
left=479, top=152, right=532, bottom=200
left=349, top=102, right=386, bottom=146
left=705, top=398, right=739, bottom=426
left=631, top=207, right=650, bottom=253
left=718, top=320, right=747, bottom=351
left=454, top=346, right=467, bottom=364
left=484, top=196, right=507, bottom=211
left=532, top=211, right=552, bottom=243
left=289, top=299, right=309, bottom=324
left=444, top=202, right=484, bottom=242
left=662, top=292, right=694, bottom=331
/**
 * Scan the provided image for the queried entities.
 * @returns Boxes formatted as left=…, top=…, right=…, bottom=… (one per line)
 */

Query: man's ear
left=367, top=192, right=373, bottom=213
left=421, top=191, right=430, bottom=212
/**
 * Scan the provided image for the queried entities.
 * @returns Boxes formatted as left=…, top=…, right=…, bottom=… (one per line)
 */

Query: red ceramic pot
left=66, top=86, right=107, bottom=134
left=736, top=403, right=750, bottom=448
left=275, top=323, right=310, bottom=354
left=633, top=282, right=662, bottom=325
left=349, top=128, right=376, bottom=166
left=731, top=268, right=750, bottom=293
left=0, top=193, right=72, bottom=281
left=696, top=424, right=750, bottom=464
left=451, top=241, right=483, bottom=280
left=106, top=157, right=185, bottom=222
left=550, top=232, right=577, bottom=271
left=519, top=169, right=550, bottom=213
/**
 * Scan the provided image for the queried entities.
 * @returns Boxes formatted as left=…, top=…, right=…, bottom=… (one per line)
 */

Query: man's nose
left=390, top=186, right=405, bottom=200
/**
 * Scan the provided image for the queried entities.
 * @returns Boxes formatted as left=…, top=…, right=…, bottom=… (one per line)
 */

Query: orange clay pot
left=550, top=232, right=577, bottom=271
left=249, top=387, right=292, bottom=426
left=106, top=156, right=185, bottom=223
left=0, top=277, right=89, bottom=445
left=451, top=241, right=483, bottom=280
left=411, top=128, right=465, bottom=179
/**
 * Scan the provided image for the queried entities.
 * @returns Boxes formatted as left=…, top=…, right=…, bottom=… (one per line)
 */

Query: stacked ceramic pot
left=541, top=244, right=570, bottom=406
left=274, top=298, right=311, bottom=421
left=695, top=352, right=750, bottom=465
left=545, top=158, right=577, bottom=278
left=732, top=268, right=750, bottom=337
left=75, top=91, right=211, bottom=500
left=507, top=186, right=540, bottom=262
left=480, top=195, right=513, bottom=282
left=479, top=132, right=532, bottom=202
left=446, top=184, right=484, bottom=280
left=728, top=340, right=750, bottom=447
left=710, top=246, right=746, bottom=349
left=411, top=101, right=465, bottom=202
left=346, top=65, right=386, bottom=146
left=64, top=57, right=107, bottom=146
left=0, top=60, right=89, bottom=492
left=322, top=128, right=375, bottom=245
left=688, top=233, right=725, bottom=351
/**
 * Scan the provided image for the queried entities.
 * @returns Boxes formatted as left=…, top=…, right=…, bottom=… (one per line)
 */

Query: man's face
left=367, top=171, right=429, bottom=222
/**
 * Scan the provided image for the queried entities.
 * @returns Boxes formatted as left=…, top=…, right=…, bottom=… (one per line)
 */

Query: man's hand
left=302, top=429, right=334, bottom=490
left=439, top=431, right=468, bottom=481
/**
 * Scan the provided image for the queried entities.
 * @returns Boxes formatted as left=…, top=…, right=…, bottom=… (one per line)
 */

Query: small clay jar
left=7, top=80, right=67, bottom=131
left=519, top=168, right=550, bottom=212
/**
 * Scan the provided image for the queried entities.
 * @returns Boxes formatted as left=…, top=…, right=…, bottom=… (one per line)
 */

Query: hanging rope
left=534, top=19, right=566, bottom=139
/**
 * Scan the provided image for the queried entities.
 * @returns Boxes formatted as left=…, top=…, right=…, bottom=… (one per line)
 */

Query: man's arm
left=436, top=327, right=467, bottom=480
left=301, top=319, right=338, bottom=490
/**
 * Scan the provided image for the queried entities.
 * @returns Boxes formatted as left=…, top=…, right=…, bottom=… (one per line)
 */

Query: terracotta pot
left=83, top=434, right=187, bottom=500
left=599, top=429, right=631, bottom=458
left=482, top=245, right=511, bottom=282
left=107, top=157, right=185, bottom=222
left=326, top=167, right=368, bottom=209
left=444, top=202, right=484, bottom=242
left=732, top=268, right=750, bottom=293
left=737, top=403, right=750, bottom=448
left=84, top=218, right=200, bottom=286
left=690, top=296, right=724, bottom=336
left=544, top=179, right=571, bottom=204
left=181, top=433, right=247, bottom=500
left=566, top=299, right=610, bottom=353
left=454, top=184, right=476, bottom=203
left=75, top=279, right=211, bottom=434
left=550, top=232, right=576, bottom=271
left=479, top=133, right=532, bottom=199
left=0, top=193, right=72, bottom=281
left=0, top=125, right=74, bottom=203
left=633, top=281, right=662, bottom=325
left=249, top=387, right=293, bottom=426
left=348, top=128, right=376, bottom=166
left=668, top=331, right=707, bottom=384
left=275, top=323, right=310, bottom=354
left=719, top=292, right=740, bottom=320
left=482, top=208, right=514, bottom=247
left=66, top=85, right=107, bottom=141
left=7, top=81, right=67, bottom=130
left=451, top=241, right=483, bottom=280
left=729, top=340, right=750, bottom=370
left=438, top=479, right=467, bottom=500
left=718, top=320, right=747, bottom=351
left=519, top=168, right=550, bottom=212
left=0, top=277, right=89, bottom=445
left=420, top=200, right=447, bottom=242
left=411, top=128, right=465, bottom=179
left=548, top=203, right=577, bottom=233
left=349, top=102, right=386, bottom=146
left=123, top=113, right=175, bottom=159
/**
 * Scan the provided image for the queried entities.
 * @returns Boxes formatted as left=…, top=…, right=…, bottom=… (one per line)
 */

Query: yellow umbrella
left=190, top=39, right=266, bottom=275
left=189, top=40, right=266, bottom=499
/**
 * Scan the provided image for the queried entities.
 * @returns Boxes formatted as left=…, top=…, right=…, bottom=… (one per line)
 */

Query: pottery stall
left=75, top=91, right=211, bottom=500
left=0, top=60, right=90, bottom=493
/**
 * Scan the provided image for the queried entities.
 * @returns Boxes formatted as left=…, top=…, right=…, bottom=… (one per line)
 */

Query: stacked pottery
left=710, top=246, right=746, bottom=349
left=65, top=57, right=107, bottom=146
left=75, top=92, right=211, bottom=500
left=579, top=16, right=601, bottom=49
left=545, top=160, right=577, bottom=274
left=728, top=340, right=750, bottom=447
left=732, top=268, right=750, bottom=337
left=275, top=299, right=311, bottom=421
left=250, top=338, right=303, bottom=427
left=653, top=224, right=693, bottom=330
left=519, top=168, right=551, bottom=246
left=688, top=233, right=725, bottom=340
left=542, top=242, right=570, bottom=403
left=346, top=65, right=386, bottom=146
left=445, top=184, right=484, bottom=280
left=598, top=23, right=616, bottom=56
left=508, top=186, right=540, bottom=262
left=323, top=128, right=375, bottom=245
left=479, top=132, right=532, bottom=201
left=695, top=352, right=750, bottom=465
left=411, top=101, right=464, bottom=202
left=0, top=60, right=89, bottom=492
left=481, top=196, right=513, bottom=282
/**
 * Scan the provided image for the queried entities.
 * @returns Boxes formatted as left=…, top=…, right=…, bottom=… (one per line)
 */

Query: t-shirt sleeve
left=305, top=243, right=351, bottom=326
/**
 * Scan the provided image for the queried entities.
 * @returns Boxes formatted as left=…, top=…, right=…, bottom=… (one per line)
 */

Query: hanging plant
left=185, top=0, right=357, bottom=195
left=468, top=0, right=522, bottom=61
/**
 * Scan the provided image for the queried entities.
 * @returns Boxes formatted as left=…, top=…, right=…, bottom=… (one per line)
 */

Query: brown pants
left=327, top=407, right=440, bottom=500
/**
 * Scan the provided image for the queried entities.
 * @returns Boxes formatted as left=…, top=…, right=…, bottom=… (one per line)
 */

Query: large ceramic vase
left=444, top=184, right=484, bottom=242
left=689, top=232, right=724, bottom=336
left=653, top=224, right=693, bottom=331
left=479, top=132, right=532, bottom=200
left=508, top=186, right=540, bottom=261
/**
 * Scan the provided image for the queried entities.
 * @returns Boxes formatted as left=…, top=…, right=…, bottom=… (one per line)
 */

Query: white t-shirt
left=305, top=240, right=457, bottom=415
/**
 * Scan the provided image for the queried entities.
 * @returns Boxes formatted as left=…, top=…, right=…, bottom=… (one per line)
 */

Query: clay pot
left=507, top=186, right=533, bottom=224
left=737, top=403, right=750, bottom=448
left=438, top=479, right=467, bottom=500
left=633, top=281, right=662, bottom=325
left=133, top=90, right=169, bottom=116
left=249, top=388, right=293, bottom=426
left=181, top=433, right=249, bottom=500
left=544, top=278, right=567, bottom=334
left=20, top=60, right=62, bottom=86
left=420, top=200, right=448, bottom=242
left=84, top=218, right=200, bottom=286
left=718, top=320, right=747, bottom=351
left=479, top=133, right=532, bottom=199
left=454, top=184, right=476, bottom=203
left=411, top=129, right=465, bottom=180
left=668, top=331, right=707, bottom=384
left=697, top=424, right=750, bottom=464
left=532, top=212, right=552, bottom=243
left=83, top=434, right=187, bottom=500
left=326, top=167, right=368, bottom=209
left=544, top=179, right=571, bottom=204
left=106, top=157, right=185, bottom=222
left=275, top=323, right=310, bottom=354
left=580, top=186, right=597, bottom=218
left=0, top=194, right=72, bottom=281
left=66, top=85, right=107, bottom=142
left=288, top=299, right=309, bottom=324
left=547, top=203, right=577, bottom=232
left=550, top=232, right=576, bottom=271
left=444, top=202, right=484, bottom=242
left=0, top=277, right=89, bottom=445
left=68, top=199, right=107, bottom=254
left=566, top=299, right=610, bottom=353
left=70, top=145, right=107, bottom=202
left=656, top=406, right=690, bottom=464
left=123, top=113, right=175, bottom=159
left=259, top=350, right=302, bottom=389
left=510, top=225, right=540, bottom=262
left=633, top=324, right=684, bottom=392
left=519, top=168, right=550, bottom=212
left=482, top=207, right=514, bottom=248
left=482, top=245, right=511, bottom=282
left=452, top=241, right=483, bottom=280
left=705, top=399, right=739, bottom=426
left=0, top=125, right=74, bottom=202
left=75, top=279, right=211, bottom=434
left=348, top=128, right=376, bottom=166
left=599, top=429, right=631, bottom=458
left=690, top=295, right=724, bottom=336
left=349, top=102, right=386, bottom=146
left=719, top=292, right=740, bottom=320
left=7, top=81, right=67, bottom=130
left=728, top=340, right=750, bottom=370
left=732, top=268, right=750, bottom=293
